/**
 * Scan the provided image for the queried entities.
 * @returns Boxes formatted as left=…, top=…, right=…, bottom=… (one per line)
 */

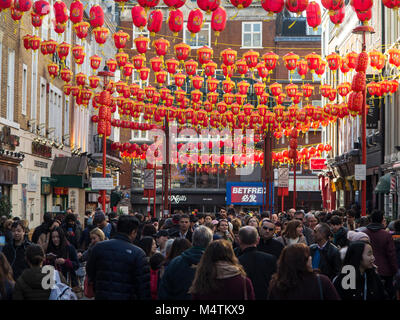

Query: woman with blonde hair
left=276, top=220, right=307, bottom=247
left=189, top=240, right=255, bottom=300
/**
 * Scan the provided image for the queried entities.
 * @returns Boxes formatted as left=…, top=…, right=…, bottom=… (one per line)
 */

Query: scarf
left=215, top=261, right=242, bottom=279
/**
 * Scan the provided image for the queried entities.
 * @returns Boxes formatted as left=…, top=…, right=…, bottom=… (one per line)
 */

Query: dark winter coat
left=268, top=273, right=340, bottom=300
left=12, top=267, right=52, bottom=300
left=257, top=237, right=284, bottom=260
left=310, top=241, right=342, bottom=280
left=333, top=268, right=388, bottom=300
left=333, top=227, right=348, bottom=249
left=303, top=225, right=315, bottom=245
left=86, top=233, right=151, bottom=300
left=364, top=223, right=398, bottom=277
left=0, top=280, right=13, bottom=300
left=61, top=223, right=82, bottom=250
left=237, top=246, right=277, bottom=300
left=31, top=223, right=49, bottom=244
left=158, top=246, right=204, bottom=300
left=192, top=274, right=255, bottom=300
left=392, top=234, right=400, bottom=269
left=168, top=229, right=193, bottom=242
left=3, top=239, right=32, bottom=280
left=45, top=243, right=79, bottom=284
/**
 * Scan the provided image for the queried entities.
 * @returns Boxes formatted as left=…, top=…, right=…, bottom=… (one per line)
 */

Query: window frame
left=241, top=22, right=263, bottom=49
left=22, top=64, right=28, bottom=116
left=6, top=49, right=15, bottom=122
left=183, top=22, right=211, bottom=49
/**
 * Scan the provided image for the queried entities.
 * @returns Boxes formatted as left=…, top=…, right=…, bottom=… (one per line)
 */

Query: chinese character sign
left=227, top=182, right=266, bottom=205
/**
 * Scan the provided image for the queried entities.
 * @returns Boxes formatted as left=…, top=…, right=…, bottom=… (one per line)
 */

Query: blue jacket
left=158, top=246, right=205, bottom=300
left=86, top=233, right=150, bottom=300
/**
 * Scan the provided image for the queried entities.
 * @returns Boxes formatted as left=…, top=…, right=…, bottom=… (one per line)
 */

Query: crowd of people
left=0, top=205, right=399, bottom=300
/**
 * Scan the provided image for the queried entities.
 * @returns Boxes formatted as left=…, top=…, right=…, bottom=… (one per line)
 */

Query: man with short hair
left=257, top=219, right=284, bottom=260
left=237, top=226, right=276, bottom=300
left=329, top=215, right=348, bottom=249
left=158, top=226, right=213, bottom=300
left=305, top=213, right=319, bottom=230
left=364, top=210, right=398, bottom=299
left=294, top=211, right=314, bottom=245
left=31, top=212, right=54, bottom=244
left=196, top=213, right=205, bottom=226
left=62, top=213, right=82, bottom=249
left=155, top=230, right=169, bottom=255
left=310, top=223, right=342, bottom=280
left=169, top=214, right=193, bottom=241
left=93, top=211, right=115, bottom=240
left=219, top=208, right=227, bottom=220
left=345, top=209, right=357, bottom=231
left=86, top=215, right=150, bottom=300
left=288, top=208, right=296, bottom=219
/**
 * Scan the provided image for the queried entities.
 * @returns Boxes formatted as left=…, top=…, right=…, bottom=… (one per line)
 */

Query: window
left=290, top=69, right=303, bottom=82
left=48, top=86, right=62, bottom=142
left=64, top=99, right=69, bottom=144
left=31, top=50, right=38, bottom=123
left=242, top=22, right=262, bottom=48
left=22, top=64, right=28, bottom=116
left=307, top=24, right=322, bottom=36
left=6, top=49, right=15, bottom=122
left=132, top=27, right=150, bottom=49
left=40, top=78, right=46, bottom=135
left=184, top=23, right=211, bottom=48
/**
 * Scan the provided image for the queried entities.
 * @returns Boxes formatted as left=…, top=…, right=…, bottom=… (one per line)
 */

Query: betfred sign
left=310, top=158, right=327, bottom=170
left=227, top=182, right=266, bottom=205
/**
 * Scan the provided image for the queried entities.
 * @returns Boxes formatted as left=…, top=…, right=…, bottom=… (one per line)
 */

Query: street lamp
left=97, top=65, right=114, bottom=212
left=352, top=25, right=375, bottom=217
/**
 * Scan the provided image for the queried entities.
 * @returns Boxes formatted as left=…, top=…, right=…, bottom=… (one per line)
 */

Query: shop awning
left=374, top=173, right=391, bottom=194
left=50, top=156, right=88, bottom=188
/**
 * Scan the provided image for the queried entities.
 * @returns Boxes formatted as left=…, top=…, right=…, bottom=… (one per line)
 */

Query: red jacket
left=364, top=223, right=398, bottom=277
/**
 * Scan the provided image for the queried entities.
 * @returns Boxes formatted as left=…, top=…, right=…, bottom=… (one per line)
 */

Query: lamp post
left=352, top=25, right=375, bottom=217
left=97, top=66, right=114, bottom=212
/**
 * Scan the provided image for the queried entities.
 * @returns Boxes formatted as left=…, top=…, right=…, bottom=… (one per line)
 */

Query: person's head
left=189, top=240, right=245, bottom=295
left=305, top=213, right=319, bottom=230
left=346, top=209, right=356, bottom=223
left=89, top=227, right=105, bottom=245
left=282, top=220, right=303, bottom=239
left=155, top=230, right=169, bottom=248
left=3, top=219, right=12, bottom=231
left=274, top=221, right=282, bottom=236
left=25, top=244, right=45, bottom=268
left=50, top=227, right=67, bottom=248
left=271, top=213, right=278, bottom=223
left=141, top=223, right=157, bottom=238
left=217, top=219, right=229, bottom=234
left=93, top=211, right=107, bottom=228
left=179, top=214, right=190, bottom=233
left=138, top=236, right=157, bottom=257
left=294, top=211, right=305, bottom=223
left=66, top=208, right=73, bottom=215
left=246, top=216, right=259, bottom=228
left=270, top=243, right=312, bottom=294
left=288, top=208, right=296, bottom=218
left=204, top=221, right=216, bottom=233
left=149, top=252, right=165, bottom=271
left=344, top=241, right=375, bottom=274
left=117, top=215, right=140, bottom=241
left=11, top=221, right=26, bottom=243
left=231, top=218, right=242, bottom=235
left=204, top=214, right=213, bottom=224
left=196, top=213, right=205, bottom=225
left=192, top=225, right=213, bottom=248
left=313, top=223, right=332, bottom=243
left=43, top=212, right=53, bottom=226
left=238, top=226, right=259, bottom=249
left=259, top=219, right=276, bottom=240
left=329, top=215, right=343, bottom=233
left=219, top=208, right=227, bottom=219
left=65, top=213, right=77, bottom=228
left=369, top=210, right=384, bottom=224
left=136, top=213, right=144, bottom=222
left=164, top=238, right=175, bottom=258
left=168, top=238, right=192, bottom=261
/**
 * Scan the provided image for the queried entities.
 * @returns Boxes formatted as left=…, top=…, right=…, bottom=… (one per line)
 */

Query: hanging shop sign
left=32, top=141, right=52, bottom=158
left=0, top=126, right=19, bottom=151
left=310, top=158, right=327, bottom=170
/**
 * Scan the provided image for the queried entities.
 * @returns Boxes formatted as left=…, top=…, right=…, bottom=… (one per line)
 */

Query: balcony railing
left=93, top=135, right=121, bottom=159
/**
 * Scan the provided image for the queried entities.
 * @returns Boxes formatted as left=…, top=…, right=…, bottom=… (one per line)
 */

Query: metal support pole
left=293, top=155, right=297, bottom=209
left=361, top=33, right=367, bottom=217
left=163, top=117, right=170, bottom=217
left=153, top=165, right=156, bottom=218
left=102, top=133, right=107, bottom=212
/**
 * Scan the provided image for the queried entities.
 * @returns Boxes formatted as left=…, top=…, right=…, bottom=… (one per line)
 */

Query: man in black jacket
left=169, top=214, right=193, bottom=242
left=86, top=215, right=150, bottom=300
left=31, top=212, right=53, bottom=244
left=237, top=226, right=276, bottom=300
left=257, top=219, right=284, bottom=260
left=310, top=223, right=342, bottom=280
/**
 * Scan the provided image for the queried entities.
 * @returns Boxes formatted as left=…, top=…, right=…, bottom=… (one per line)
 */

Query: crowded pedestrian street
left=0, top=0, right=400, bottom=308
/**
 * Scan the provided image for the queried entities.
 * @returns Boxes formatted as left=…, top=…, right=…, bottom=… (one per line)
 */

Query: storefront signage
left=226, top=182, right=266, bottom=205
left=34, top=160, right=48, bottom=168
left=41, top=177, right=52, bottom=195
left=288, top=178, right=320, bottom=192
left=0, top=126, right=19, bottom=151
left=32, top=141, right=52, bottom=158
left=27, top=172, right=38, bottom=192
left=144, top=169, right=155, bottom=189
left=91, top=177, right=114, bottom=190
left=0, top=165, right=17, bottom=185
left=278, top=168, right=289, bottom=187
left=310, top=158, right=327, bottom=170
left=168, top=195, right=187, bottom=204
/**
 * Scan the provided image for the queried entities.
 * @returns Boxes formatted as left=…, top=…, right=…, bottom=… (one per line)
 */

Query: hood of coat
left=366, top=223, right=385, bottom=232
left=19, top=267, right=49, bottom=290
left=180, top=247, right=205, bottom=265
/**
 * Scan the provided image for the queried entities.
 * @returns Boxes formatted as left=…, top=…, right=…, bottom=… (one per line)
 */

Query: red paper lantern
left=106, top=59, right=118, bottom=73
left=270, top=83, right=282, bottom=97
left=154, top=38, right=170, bottom=57
left=139, top=68, right=150, bottom=81
left=230, top=0, right=252, bottom=10
left=243, top=50, right=260, bottom=69
left=211, top=6, right=226, bottom=37
left=382, top=0, right=400, bottom=9
left=75, top=73, right=87, bottom=87
left=147, top=9, right=163, bottom=36
left=205, top=61, right=217, bottom=78
left=338, top=82, right=351, bottom=97
left=356, top=8, right=372, bottom=25
left=352, top=71, right=366, bottom=92
left=90, top=55, right=102, bottom=70
left=31, top=12, right=42, bottom=28
left=197, top=0, right=220, bottom=13
left=315, top=59, right=326, bottom=77
left=138, top=0, right=160, bottom=10
left=174, top=42, right=191, bottom=61
left=168, top=9, right=184, bottom=36
left=116, top=52, right=129, bottom=67
left=93, top=27, right=109, bottom=45
left=89, top=5, right=104, bottom=28
left=131, top=5, right=147, bottom=29
left=236, top=59, right=249, bottom=77
left=69, top=0, right=83, bottom=25
left=57, top=42, right=70, bottom=60
left=351, top=0, right=373, bottom=12
left=185, top=59, right=198, bottom=76
left=283, top=52, right=300, bottom=72
left=54, top=22, right=66, bottom=34
left=15, top=0, right=32, bottom=11
left=306, top=1, right=321, bottom=30
left=174, top=73, right=186, bottom=87
left=114, top=30, right=130, bottom=50
left=164, top=0, right=186, bottom=9
left=192, top=76, right=204, bottom=90
left=262, top=52, right=279, bottom=73
left=150, top=56, right=163, bottom=73
left=330, top=7, right=345, bottom=27
left=326, top=52, right=341, bottom=71
left=89, top=76, right=100, bottom=89
left=47, top=63, right=59, bottom=78
left=63, top=84, right=71, bottom=95
left=33, top=0, right=50, bottom=15
left=166, top=58, right=179, bottom=74
left=297, top=59, right=308, bottom=79
left=356, top=51, right=369, bottom=72
left=221, top=48, right=237, bottom=66
left=156, top=71, right=168, bottom=85
left=285, top=0, right=309, bottom=15
left=261, top=0, right=284, bottom=14
left=74, top=21, right=90, bottom=39
left=123, top=63, right=134, bottom=78
left=11, top=8, right=23, bottom=21
left=30, top=36, right=41, bottom=51
left=23, top=35, right=32, bottom=50
left=187, top=9, right=203, bottom=37
left=60, top=68, right=72, bottom=83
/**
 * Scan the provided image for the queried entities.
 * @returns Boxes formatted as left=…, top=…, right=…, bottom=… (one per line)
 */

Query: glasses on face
left=262, top=226, right=274, bottom=231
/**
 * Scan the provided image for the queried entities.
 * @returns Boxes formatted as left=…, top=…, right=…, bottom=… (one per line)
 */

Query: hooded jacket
left=12, top=267, right=52, bottom=300
left=158, top=246, right=204, bottom=300
left=364, top=223, right=398, bottom=277
left=86, top=233, right=150, bottom=300
left=3, top=239, right=32, bottom=280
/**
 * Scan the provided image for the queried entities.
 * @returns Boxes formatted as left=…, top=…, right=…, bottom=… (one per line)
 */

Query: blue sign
left=226, top=182, right=267, bottom=205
